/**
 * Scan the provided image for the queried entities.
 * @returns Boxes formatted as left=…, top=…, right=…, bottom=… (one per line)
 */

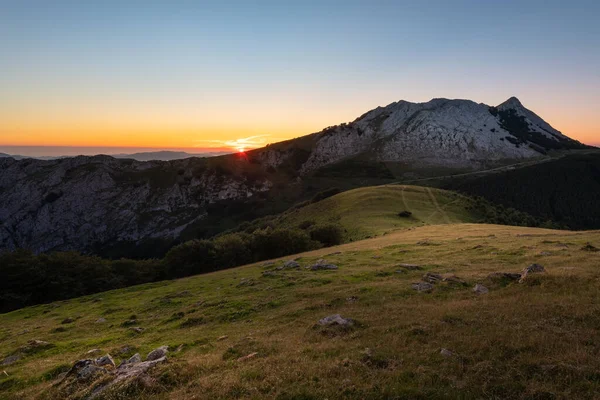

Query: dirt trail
left=426, top=187, right=451, bottom=224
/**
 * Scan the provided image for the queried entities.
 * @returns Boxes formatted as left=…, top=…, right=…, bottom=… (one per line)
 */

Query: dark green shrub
left=309, top=224, right=343, bottom=247
left=164, top=240, right=217, bottom=278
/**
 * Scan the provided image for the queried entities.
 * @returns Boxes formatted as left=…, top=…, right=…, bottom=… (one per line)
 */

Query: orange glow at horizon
left=0, top=97, right=598, bottom=151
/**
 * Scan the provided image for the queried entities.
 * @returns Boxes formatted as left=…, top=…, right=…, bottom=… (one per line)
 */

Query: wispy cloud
left=194, top=135, right=277, bottom=150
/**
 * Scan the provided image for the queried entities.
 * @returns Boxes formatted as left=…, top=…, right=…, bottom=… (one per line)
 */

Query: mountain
left=112, top=150, right=230, bottom=161
left=252, top=97, right=586, bottom=175
left=0, top=97, right=588, bottom=255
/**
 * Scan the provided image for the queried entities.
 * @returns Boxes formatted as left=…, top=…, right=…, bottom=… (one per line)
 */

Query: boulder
left=440, top=348, right=456, bottom=358
left=96, top=354, right=115, bottom=368
left=423, top=272, right=443, bottom=284
left=473, top=284, right=489, bottom=295
left=520, top=263, right=546, bottom=283
left=581, top=243, right=599, bottom=252
left=283, top=260, right=300, bottom=269
left=1, top=355, right=20, bottom=366
left=442, top=274, right=466, bottom=285
left=95, top=318, right=107, bottom=324
left=523, top=263, right=545, bottom=274
left=78, top=364, right=107, bottom=380
left=411, top=282, right=434, bottom=292
left=146, top=346, right=168, bottom=361
left=309, top=259, right=338, bottom=271
left=318, top=314, right=354, bottom=327
left=118, top=353, right=142, bottom=369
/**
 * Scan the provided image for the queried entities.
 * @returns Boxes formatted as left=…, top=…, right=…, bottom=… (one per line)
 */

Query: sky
left=1, top=0, right=599, bottom=156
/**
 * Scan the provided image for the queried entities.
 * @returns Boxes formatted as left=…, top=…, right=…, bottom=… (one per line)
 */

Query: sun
left=237, top=147, right=245, bottom=153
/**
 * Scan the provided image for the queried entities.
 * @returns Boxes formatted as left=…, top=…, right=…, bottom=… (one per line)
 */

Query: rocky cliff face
left=0, top=155, right=272, bottom=253
left=0, top=97, right=585, bottom=254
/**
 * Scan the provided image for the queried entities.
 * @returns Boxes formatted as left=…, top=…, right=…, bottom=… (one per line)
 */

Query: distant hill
left=0, top=150, right=228, bottom=161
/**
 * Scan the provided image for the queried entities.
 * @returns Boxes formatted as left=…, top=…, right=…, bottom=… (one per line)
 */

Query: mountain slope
left=2, top=224, right=600, bottom=399
left=443, top=152, right=600, bottom=229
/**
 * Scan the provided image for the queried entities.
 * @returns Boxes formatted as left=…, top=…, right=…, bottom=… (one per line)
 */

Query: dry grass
left=2, top=224, right=600, bottom=399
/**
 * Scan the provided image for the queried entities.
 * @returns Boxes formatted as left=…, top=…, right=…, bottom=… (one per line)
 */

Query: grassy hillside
left=2, top=224, right=600, bottom=399
left=234, top=185, right=482, bottom=242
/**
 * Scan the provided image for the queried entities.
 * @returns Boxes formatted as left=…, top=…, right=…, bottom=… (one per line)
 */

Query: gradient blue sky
left=1, top=0, right=599, bottom=155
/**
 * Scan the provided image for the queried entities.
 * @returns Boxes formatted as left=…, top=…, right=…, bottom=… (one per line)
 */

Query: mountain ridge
left=0, top=96, right=589, bottom=255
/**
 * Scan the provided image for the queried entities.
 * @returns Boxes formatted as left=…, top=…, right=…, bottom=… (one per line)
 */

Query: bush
left=213, top=233, right=252, bottom=268
left=164, top=240, right=217, bottom=278
left=249, top=228, right=318, bottom=260
left=309, top=224, right=344, bottom=247
left=398, top=211, right=413, bottom=218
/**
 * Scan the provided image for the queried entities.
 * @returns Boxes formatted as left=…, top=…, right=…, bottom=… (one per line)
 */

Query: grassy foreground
left=2, top=224, right=600, bottom=399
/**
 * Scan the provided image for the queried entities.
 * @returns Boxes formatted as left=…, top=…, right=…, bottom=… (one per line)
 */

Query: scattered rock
left=262, top=261, right=275, bottom=267
left=520, top=263, right=546, bottom=283
left=125, top=353, right=141, bottom=365
left=346, top=296, right=359, bottom=303
left=61, top=317, right=75, bottom=324
left=261, top=271, right=278, bottom=277
left=96, top=354, right=115, bottom=368
left=442, top=274, right=466, bottom=285
left=581, top=243, right=599, bottom=252
left=473, top=284, right=489, bottom=295
left=318, top=314, right=355, bottom=327
left=236, top=278, right=256, bottom=287
left=237, top=352, right=258, bottom=362
left=422, top=272, right=443, bottom=284
left=121, top=319, right=138, bottom=327
left=472, top=245, right=484, bottom=249
left=283, top=260, right=300, bottom=269
left=411, top=282, right=434, bottom=292
left=395, top=269, right=406, bottom=274
left=539, top=251, right=552, bottom=256
left=1, top=355, right=20, bottom=366
left=130, top=327, right=144, bottom=334
left=372, top=255, right=382, bottom=259
left=95, top=318, right=107, bottom=324
left=326, top=251, right=342, bottom=256
left=440, top=348, right=456, bottom=358
left=217, top=335, right=229, bottom=341
left=78, top=364, right=107, bottom=380
left=309, top=259, right=338, bottom=270
left=146, top=346, right=168, bottom=361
